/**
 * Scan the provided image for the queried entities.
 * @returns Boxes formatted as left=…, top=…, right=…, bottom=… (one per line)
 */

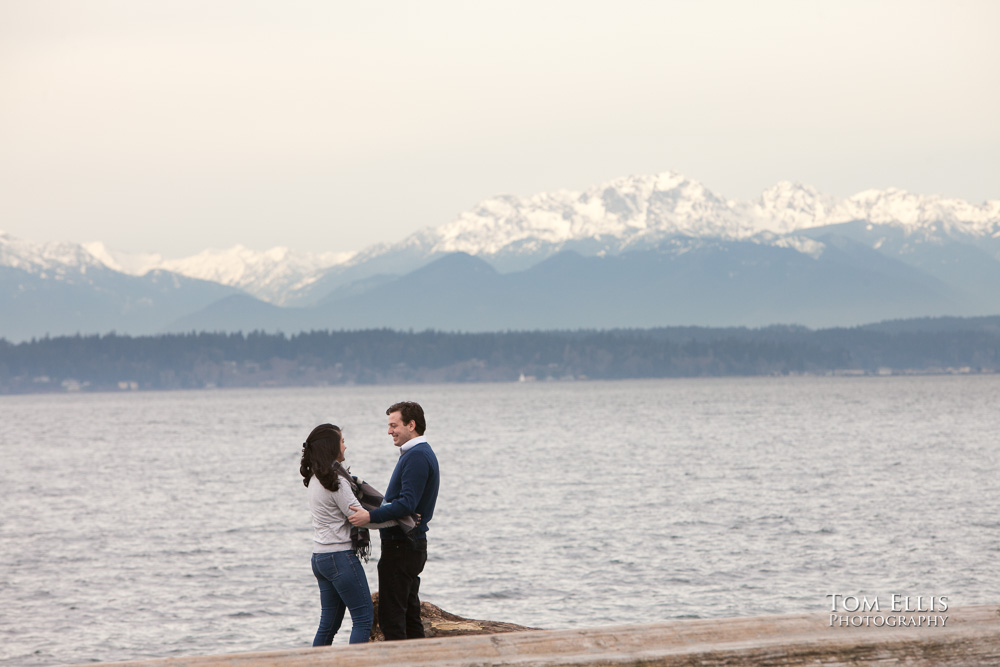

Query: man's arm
left=348, top=506, right=420, bottom=529
left=368, top=452, right=430, bottom=524
left=347, top=506, right=370, bottom=526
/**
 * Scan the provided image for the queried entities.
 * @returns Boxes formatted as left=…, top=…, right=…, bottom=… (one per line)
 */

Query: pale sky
left=1, top=0, right=998, bottom=258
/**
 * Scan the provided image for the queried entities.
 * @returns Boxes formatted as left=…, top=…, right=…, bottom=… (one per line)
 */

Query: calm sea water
left=1, top=376, right=998, bottom=665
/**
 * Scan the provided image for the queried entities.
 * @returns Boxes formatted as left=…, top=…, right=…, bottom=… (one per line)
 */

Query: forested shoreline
left=2, top=319, right=999, bottom=394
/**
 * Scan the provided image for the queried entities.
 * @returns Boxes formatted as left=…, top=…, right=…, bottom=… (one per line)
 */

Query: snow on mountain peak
left=418, top=173, right=1000, bottom=260
left=1, top=232, right=358, bottom=304
left=83, top=242, right=164, bottom=275
left=831, top=188, right=1000, bottom=235
left=752, top=181, right=838, bottom=234
left=76, top=241, right=352, bottom=303
left=153, top=245, right=354, bottom=303
left=1, top=232, right=106, bottom=275
left=430, top=171, right=749, bottom=255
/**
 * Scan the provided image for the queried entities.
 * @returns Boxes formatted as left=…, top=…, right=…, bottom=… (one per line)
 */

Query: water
left=1, top=375, right=998, bottom=665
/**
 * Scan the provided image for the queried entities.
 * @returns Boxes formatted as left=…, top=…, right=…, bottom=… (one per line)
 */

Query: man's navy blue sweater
left=369, top=440, right=439, bottom=540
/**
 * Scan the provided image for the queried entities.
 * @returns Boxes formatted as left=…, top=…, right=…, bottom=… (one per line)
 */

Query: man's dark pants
left=378, top=538, right=427, bottom=640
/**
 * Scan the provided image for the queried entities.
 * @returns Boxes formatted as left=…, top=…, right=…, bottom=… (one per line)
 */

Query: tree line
left=1, top=322, right=999, bottom=393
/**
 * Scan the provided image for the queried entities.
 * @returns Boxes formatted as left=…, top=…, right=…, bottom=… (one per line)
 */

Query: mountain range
left=2, top=171, right=999, bottom=341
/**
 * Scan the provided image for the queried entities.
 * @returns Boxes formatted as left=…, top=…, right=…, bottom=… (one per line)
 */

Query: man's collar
left=400, top=435, right=427, bottom=453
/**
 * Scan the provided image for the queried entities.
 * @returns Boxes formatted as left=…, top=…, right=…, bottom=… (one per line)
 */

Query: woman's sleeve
left=331, top=483, right=360, bottom=520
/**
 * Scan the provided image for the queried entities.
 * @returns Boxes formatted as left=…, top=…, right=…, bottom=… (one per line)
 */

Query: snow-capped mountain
left=19, top=171, right=997, bottom=304
left=84, top=243, right=354, bottom=305
left=3, top=170, right=1000, bottom=340
left=1, top=232, right=241, bottom=341
left=310, top=172, right=996, bottom=287
left=425, top=172, right=753, bottom=258
left=81, top=242, right=165, bottom=276
left=402, top=172, right=1000, bottom=261
left=1, top=232, right=109, bottom=277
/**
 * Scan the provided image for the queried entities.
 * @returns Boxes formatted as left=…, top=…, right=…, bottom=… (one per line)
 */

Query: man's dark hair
left=387, top=401, right=426, bottom=435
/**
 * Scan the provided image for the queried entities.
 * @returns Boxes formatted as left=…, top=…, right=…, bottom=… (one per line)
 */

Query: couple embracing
left=299, top=401, right=440, bottom=645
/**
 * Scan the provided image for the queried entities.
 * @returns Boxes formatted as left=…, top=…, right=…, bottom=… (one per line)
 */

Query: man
left=348, top=401, right=439, bottom=640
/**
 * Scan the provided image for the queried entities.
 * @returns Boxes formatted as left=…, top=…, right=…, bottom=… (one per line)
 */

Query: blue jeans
left=311, top=550, right=373, bottom=645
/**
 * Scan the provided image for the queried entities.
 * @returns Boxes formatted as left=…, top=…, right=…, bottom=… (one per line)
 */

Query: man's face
left=387, top=411, right=418, bottom=447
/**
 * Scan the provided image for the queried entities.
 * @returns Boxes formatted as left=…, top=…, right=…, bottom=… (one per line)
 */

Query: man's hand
left=348, top=506, right=371, bottom=526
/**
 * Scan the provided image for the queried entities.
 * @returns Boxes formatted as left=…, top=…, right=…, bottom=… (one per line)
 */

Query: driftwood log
left=369, top=592, right=537, bottom=641
left=76, top=603, right=1000, bottom=666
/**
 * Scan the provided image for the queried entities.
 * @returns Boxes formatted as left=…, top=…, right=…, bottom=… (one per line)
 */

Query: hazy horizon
left=2, top=0, right=997, bottom=258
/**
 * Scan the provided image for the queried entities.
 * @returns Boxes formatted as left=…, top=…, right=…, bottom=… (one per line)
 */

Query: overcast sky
left=1, top=0, right=997, bottom=258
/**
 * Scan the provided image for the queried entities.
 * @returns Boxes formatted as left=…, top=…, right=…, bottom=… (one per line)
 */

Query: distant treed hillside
left=2, top=318, right=999, bottom=394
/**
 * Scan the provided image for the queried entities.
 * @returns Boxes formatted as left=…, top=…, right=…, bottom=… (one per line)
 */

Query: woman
left=299, top=423, right=375, bottom=645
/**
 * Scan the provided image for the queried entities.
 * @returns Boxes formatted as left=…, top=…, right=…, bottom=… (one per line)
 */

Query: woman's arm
left=331, top=483, right=362, bottom=521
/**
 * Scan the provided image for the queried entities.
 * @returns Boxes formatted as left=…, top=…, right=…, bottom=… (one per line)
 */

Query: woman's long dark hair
left=300, top=423, right=342, bottom=492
